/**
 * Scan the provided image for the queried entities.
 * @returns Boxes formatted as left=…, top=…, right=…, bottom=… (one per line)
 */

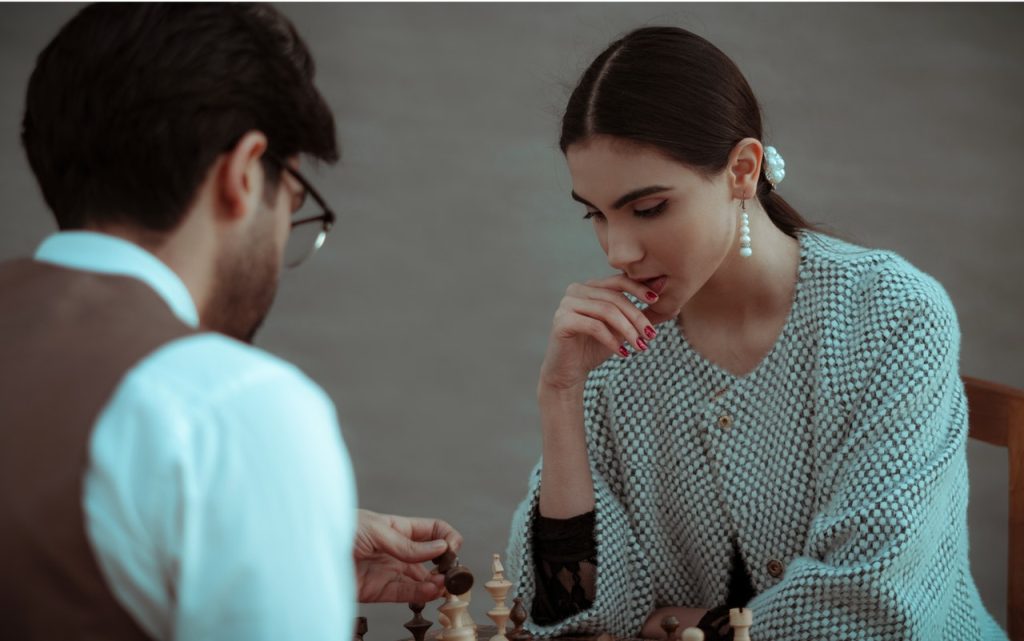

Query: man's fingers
left=374, top=578, right=444, bottom=604
left=378, top=526, right=449, bottom=563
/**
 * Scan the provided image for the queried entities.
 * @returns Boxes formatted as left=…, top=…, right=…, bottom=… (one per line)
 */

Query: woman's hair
left=560, top=26, right=813, bottom=237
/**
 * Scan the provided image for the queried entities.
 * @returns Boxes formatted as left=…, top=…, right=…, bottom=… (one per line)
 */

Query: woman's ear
left=728, top=137, right=764, bottom=199
left=216, top=130, right=269, bottom=223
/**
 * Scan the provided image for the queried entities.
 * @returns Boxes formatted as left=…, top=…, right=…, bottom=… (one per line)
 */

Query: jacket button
left=717, top=414, right=733, bottom=430
left=767, top=559, right=784, bottom=578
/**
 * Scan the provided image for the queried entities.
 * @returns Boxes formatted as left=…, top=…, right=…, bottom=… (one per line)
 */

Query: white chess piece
left=729, top=607, right=752, bottom=641
left=440, top=592, right=475, bottom=641
left=485, top=554, right=513, bottom=641
left=680, top=629, right=704, bottom=641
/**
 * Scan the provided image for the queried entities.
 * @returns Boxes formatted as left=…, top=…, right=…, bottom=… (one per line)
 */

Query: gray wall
left=1, top=3, right=1021, bottom=638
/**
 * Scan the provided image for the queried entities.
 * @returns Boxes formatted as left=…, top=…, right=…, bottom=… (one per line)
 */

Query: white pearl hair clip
left=764, top=145, right=786, bottom=188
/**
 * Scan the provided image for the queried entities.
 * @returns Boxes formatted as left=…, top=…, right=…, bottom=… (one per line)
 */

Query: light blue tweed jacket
left=506, top=232, right=1006, bottom=640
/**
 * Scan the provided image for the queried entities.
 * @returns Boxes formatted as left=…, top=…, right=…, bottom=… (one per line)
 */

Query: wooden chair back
left=963, top=375, right=1024, bottom=639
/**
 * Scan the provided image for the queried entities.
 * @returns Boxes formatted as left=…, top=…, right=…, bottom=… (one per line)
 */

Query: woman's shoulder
left=799, top=230, right=957, bottom=323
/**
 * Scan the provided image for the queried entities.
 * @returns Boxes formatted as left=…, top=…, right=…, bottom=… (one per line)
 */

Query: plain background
left=1, top=2, right=1021, bottom=638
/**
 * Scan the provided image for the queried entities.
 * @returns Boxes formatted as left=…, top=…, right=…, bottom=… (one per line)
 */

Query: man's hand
left=354, top=509, right=463, bottom=603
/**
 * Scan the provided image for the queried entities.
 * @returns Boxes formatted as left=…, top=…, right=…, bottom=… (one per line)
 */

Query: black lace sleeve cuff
left=530, top=509, right=598, bottom=625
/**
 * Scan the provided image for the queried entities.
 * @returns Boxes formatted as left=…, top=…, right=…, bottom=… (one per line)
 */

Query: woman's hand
left=539, top=274, right=673, bottom=394
left=640, top=607, right=709, bottom=638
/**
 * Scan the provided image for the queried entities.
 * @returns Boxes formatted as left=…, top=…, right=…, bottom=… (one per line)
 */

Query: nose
left=605, top=226, right=644, bottom=273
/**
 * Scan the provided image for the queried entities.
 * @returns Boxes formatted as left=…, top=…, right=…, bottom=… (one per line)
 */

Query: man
left=0, top=4, right=461, bottom=640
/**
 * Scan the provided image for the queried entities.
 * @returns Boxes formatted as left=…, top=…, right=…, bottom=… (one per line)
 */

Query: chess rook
left=729, top=608, right=752, bottom=641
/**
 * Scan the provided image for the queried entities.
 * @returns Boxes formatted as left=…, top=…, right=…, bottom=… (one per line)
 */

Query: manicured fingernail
left=636, top=337, right=648, bottom=351
left=645, top=291, right=658, bottom=301
left=644, top=326, right=656, bottom=339
left=618, top=346, right=630, bottom=358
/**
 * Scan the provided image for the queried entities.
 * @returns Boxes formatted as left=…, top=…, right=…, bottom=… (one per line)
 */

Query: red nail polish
left=618, top=346, right=630, bottom=357
left=636, top=337, right=648, bottom=351
left=645, top=291, right=658, bottom=301
left=644, top=326, right=656, bottom=339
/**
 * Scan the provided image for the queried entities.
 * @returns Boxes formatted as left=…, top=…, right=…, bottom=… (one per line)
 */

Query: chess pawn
left=354, top=617, right=368, bottom=641
left=729, top=607, right=752, bottom=641
left=660, top=615, right=679, bottom=641
left=508, top=596, right=531, bottom=641
left=485, top=554, right=513, bottom=641
left=457, top=589, right=478, bottom=631
left=440, top=592, right=475, bottom=641
left=405, top=603, right=432, bottom=641
left=680, top=629, right=705, bottom=641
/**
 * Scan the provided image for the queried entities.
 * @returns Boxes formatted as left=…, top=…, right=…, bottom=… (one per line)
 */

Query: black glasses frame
left=268, top=153, right=337, bottom=268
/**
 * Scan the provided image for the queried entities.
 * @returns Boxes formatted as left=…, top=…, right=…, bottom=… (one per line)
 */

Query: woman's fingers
left=554, top=309, right=626, bottom=356
left=571, top=284, right=657, bottom=343
left=564, top=296, right=650, bottom=353
left=584, top=274, right=662, bottom=306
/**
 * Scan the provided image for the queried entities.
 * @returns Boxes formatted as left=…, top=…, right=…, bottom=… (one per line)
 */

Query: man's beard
left=203, top=221, right=280, bottom=343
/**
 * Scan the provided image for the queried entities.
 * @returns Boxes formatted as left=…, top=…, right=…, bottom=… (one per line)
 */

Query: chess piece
left=729, top=608, right=752, bottom=641
left=436, top=544, right=475, bottom=634
left=485, top=554, right=513, bottom=641
left=354, top=617, right=368, bottom=641
left=405, top=603, right=432, bottom=641
left=508, top=596, right=531, bottom=641
left=434, top=548, right=474, bottom=598
left=680, top=629, right=704, bottom=641
left=660, top=615, right=680, bottom=641
left=439, top=591, right=475, bottom=641
left=458, top=589, right=478, bottom=632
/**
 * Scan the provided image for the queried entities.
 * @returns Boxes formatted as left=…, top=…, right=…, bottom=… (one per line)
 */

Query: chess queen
left=504, top=26, right=1006, bottom=641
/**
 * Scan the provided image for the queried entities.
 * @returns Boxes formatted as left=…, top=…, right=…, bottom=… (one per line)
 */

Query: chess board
left=401, top=624, right=649, bottom=641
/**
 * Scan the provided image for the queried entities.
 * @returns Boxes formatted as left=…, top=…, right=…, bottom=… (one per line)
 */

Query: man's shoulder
left=115, top=332, right=335, bottom=423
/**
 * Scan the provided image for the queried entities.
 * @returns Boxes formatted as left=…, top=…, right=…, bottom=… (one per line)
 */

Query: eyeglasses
left=268, top=154, right=337, bottom=268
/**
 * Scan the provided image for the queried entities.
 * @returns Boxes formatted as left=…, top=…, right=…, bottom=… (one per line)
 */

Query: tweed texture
left=506, top=231, right=1006, bottom=640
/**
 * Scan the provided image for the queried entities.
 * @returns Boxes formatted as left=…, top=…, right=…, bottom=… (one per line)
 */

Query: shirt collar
left=34, top=231, right=200, bottom=328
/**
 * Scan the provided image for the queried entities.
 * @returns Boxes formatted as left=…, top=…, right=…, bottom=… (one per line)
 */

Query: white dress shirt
left=35, top=231, right=358, bottom=641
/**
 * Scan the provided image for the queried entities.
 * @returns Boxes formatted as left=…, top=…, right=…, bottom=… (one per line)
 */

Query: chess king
left=0, top=4, right=462, bottom=640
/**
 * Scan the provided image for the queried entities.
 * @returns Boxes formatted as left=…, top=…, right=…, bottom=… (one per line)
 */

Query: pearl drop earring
left=739, top=200, right=752, bottom=258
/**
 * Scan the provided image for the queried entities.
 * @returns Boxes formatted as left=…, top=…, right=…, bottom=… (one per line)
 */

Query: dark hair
left=561, top=26, right=811, bottom=237
left=21, top=3, right=338, bottom=232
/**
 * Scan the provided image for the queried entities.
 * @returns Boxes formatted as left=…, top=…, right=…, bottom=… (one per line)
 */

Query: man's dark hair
left=21, top=3, right=339, bottom=232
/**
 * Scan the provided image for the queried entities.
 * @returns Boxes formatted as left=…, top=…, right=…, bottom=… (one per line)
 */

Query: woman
left=504, top=26, right=1005, bottom=640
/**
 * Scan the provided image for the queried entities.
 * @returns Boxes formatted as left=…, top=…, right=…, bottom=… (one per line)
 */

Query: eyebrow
left=570, top=185, right=672, bottom=211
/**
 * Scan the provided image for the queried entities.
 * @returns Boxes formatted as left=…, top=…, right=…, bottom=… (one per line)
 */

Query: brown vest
left=0, top=258, right=198, bottom=640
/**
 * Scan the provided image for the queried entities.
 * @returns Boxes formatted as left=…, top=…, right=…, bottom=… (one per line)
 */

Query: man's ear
left=728, top=137, right=764, bottom=199
left=216, top=130, right=270, bottom=223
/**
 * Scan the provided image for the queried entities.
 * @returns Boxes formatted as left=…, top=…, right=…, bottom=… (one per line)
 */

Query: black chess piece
left=433, top=547, right=474, bottom=596
left=433, top=549, right=457, bottom=574
left=405, top=603, right=432, bottom=641
left=660, top=615, right=680, bottom=641
left=354, top=616, right=368, bottom=641
left=509, top=596, right=531, bottom=641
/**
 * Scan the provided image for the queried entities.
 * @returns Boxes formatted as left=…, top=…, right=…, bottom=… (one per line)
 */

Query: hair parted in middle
left=560, top=26, right=812, bottom=238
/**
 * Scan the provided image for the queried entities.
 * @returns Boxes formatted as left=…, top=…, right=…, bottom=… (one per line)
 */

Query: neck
left=87, top=209, right=218, bottom=321
left=682, top=201, right=801, bottom=330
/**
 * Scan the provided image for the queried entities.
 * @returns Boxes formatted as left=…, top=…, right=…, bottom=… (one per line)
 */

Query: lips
left=641, top=276, right=668, bottom=294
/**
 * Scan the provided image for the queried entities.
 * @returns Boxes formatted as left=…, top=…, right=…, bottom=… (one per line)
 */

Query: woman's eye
left=634, top=200, right=667, bottom=218
left=583, top=210, right=605, bottom=221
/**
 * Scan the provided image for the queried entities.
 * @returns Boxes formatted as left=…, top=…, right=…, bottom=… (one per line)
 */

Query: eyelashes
left=582, top=200, right=668, bottom=221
